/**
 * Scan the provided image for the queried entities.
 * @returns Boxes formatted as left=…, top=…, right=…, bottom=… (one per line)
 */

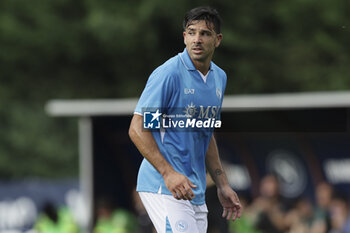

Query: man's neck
left=192, top=60, right=210, bottom=75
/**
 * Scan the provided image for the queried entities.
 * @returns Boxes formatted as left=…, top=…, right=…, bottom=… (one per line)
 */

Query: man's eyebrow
left=201, top=29, right=212, bottom=33
left=187, top=27, right=212, bottom=32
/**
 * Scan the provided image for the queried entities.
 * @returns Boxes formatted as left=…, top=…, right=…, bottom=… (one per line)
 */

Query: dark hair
left=183, top=6, right=222, bottom=34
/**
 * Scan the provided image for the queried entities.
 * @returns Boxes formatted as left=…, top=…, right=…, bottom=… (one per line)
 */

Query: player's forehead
left=186, top=20, right=215, bottom=32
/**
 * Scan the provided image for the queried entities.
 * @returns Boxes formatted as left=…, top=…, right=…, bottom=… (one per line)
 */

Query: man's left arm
left=205, top=134, right=242, bottom=221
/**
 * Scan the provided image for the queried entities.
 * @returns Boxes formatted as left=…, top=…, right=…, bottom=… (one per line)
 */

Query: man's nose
left=193, top=33, right=202, bottom=43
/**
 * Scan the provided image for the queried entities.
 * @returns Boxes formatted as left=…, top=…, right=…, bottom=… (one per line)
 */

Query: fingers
left=236, top=204, right=242, bottom=218
left=231, top=207, right=238, bottom=221
left=172, top=192, right=180, bottom=200
left=228, top=193, right=242, bottom=221
left=183, top=183, right=195, bottom=200
left=222, top=201, right=242, bottom=221
left=223, top=207, right=237, bottom=221
left=177, top=187, right=189, bottom=200
left=232, top=198, right=242, bottom=220
left=222, top=207, right=238, bottom=221
left=174, top=183, right=195, bottom=200
left=226, top=208, right=233, bottom=220
left=172, top=190, right=190, bottom=200
left=189, top=180, right=197, bottom=189
left=165, top=172, right=196, bottom=201
left=222, top=208, right=227, bottom=218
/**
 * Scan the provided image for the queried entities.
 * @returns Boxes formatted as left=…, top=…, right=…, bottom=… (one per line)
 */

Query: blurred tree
left=0, top=0, right=349, bottom=178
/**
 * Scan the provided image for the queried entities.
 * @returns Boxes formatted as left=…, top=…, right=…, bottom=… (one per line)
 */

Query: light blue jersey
left=134, top=48, right=227, bottom=204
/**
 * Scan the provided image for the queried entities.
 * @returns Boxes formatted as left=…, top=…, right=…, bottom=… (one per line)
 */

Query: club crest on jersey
left=184, top=88, right=195, bottom=94
left=216, top=88, right=222, bottom=99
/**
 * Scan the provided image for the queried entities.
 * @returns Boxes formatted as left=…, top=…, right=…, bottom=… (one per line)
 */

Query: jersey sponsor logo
left=184, top=103, right=220, bottom=119
left=183, top=102, right=197, bottom=117
left=184, top=88, right=195, bottom=94
left=175, top=220, right=189, bottom=232
left=198, top=105, right=219, bottom=119
left=143, top=109, right=161, bottom=129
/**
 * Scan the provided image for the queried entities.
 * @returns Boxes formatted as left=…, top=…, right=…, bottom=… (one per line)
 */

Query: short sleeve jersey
left=134, top=48, right=227, bottom=204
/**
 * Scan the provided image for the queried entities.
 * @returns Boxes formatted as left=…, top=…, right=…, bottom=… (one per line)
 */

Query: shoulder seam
left=179, top=53, right=190, bottom=70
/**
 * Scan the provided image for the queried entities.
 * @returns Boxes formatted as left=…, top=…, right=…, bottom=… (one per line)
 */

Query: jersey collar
left=180, top=48, right=213, bottom=72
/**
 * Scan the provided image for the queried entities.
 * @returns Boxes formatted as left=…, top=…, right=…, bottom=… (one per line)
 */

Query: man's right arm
left=128, top=114, right=196, bottom=200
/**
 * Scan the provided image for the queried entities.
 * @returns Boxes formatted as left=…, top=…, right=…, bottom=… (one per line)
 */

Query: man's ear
left=215, top=34, right=223, bottom=48
left=183, top=31, right=187, bottom=45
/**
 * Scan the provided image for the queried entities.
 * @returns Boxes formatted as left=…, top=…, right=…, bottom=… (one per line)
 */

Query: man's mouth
left=192, top=47, right=203, bottom=54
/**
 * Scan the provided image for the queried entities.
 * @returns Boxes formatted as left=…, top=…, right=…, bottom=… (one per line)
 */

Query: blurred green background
left=0, top=0, right=349, bottom=178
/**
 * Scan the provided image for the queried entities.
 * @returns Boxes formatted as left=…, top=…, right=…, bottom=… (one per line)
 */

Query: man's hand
left=163, top=170, right=197, bottom=201
left=217, top=185, right=242, bottom=221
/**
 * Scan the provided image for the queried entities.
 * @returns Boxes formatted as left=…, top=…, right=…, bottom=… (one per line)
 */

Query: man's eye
left=202, top=32, right=211, bottom=36
left=188, top=31, right=195, bottom=35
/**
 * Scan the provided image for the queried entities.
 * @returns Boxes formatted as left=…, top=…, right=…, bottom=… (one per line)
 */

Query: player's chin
left=191, top=54, right=206, bottom=62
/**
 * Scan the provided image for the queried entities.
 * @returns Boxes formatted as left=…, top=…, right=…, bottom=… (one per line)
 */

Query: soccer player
left=129, top=6, right=242, bottom=233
